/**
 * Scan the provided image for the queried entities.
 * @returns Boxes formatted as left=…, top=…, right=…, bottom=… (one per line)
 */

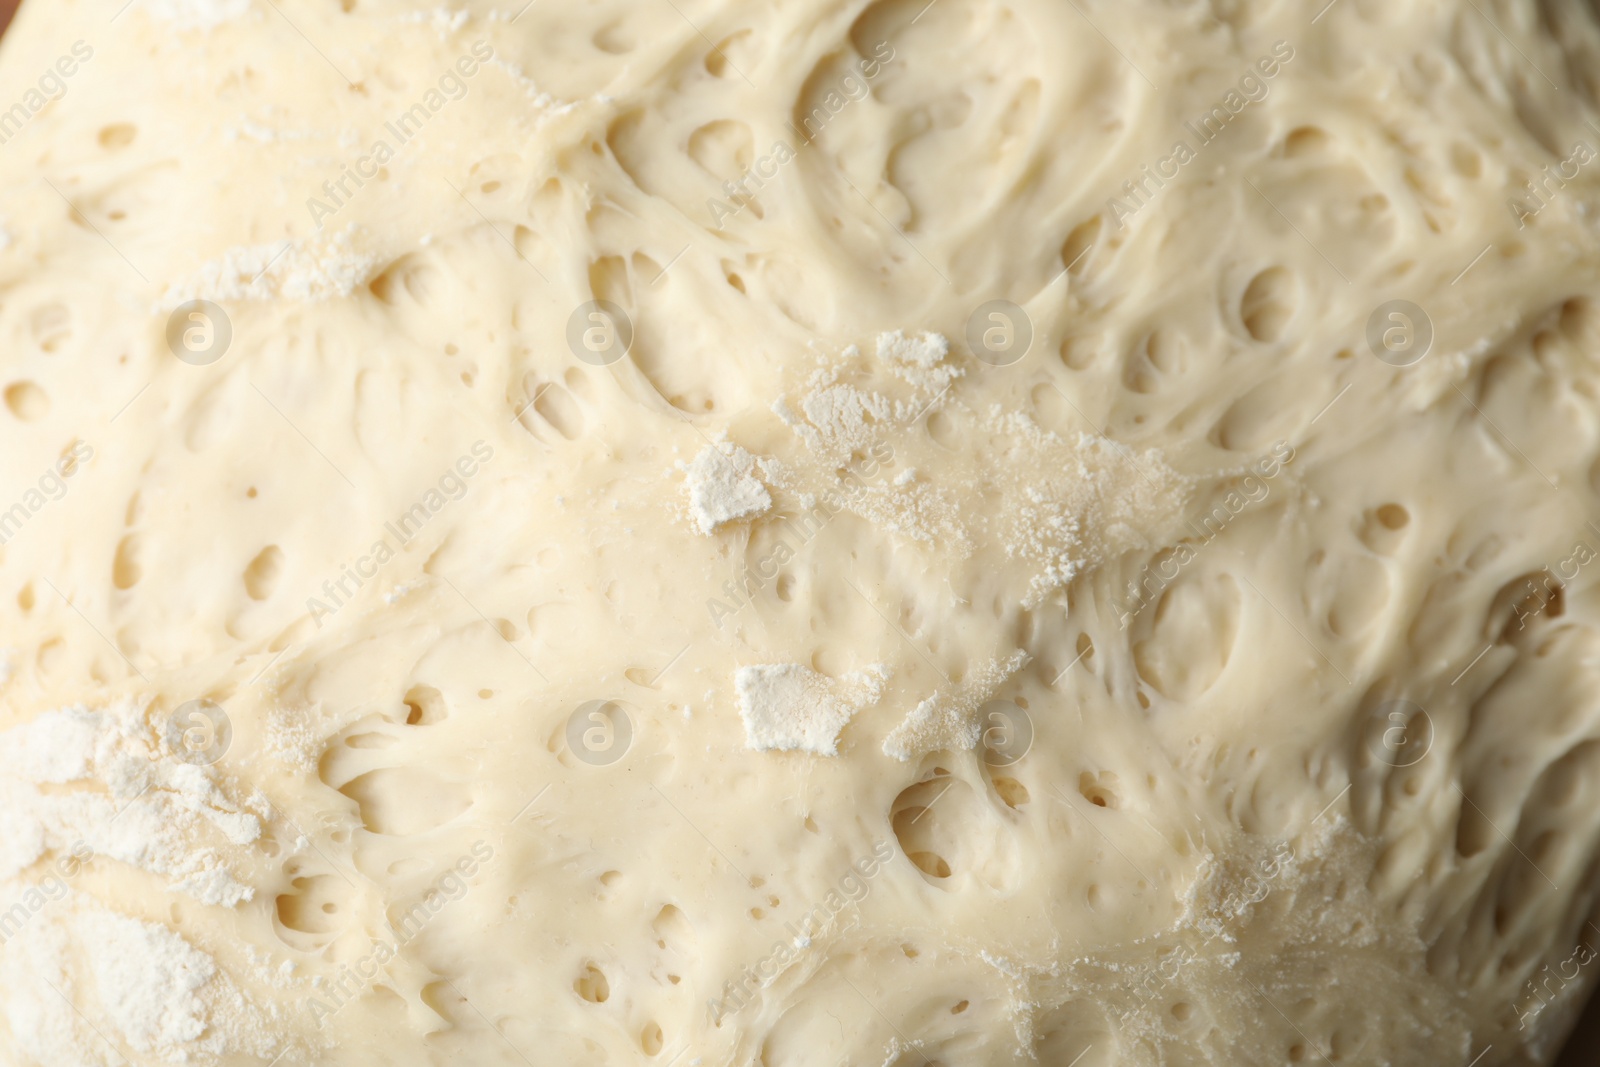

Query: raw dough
left=2, top=0, right=1600, bottom=1065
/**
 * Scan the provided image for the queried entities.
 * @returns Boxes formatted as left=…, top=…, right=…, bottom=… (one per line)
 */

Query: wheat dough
left=2, top=0, right=1600, bottom=1065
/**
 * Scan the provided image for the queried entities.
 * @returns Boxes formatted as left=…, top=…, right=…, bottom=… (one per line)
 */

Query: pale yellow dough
left=3, top=0, right=1600, bottom=1065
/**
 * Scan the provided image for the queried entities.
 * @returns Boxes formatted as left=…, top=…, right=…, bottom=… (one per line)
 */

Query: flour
left=773, top=333, right=957, bottom=461
left=396, top=7, right=472, bottom=35
left=877, top=329, right=961, bottom=391
left=161, top=228, right=378, bottom=305
left=265, top=708, right=323, bottom=773
left=0, top=700, right=259, bottom=906
left=844, top=476, right=969, bottom=550
left=735, top=663, right=889, bottom=755
left=79, top=908, right=218, bottom=1056
left=683, top=443, right=772, bottom=534
left=0, top=899, right=279, bottom=1067
left=797, top=384, right=892, bottom=453
left=223, top=119, right=321, bottom=145
left=769, top=337, right=1186, bottom=606
left=881, top=651, right=1029, bottom=760
left=984, top=419, right=1191, bottom=608
left=0, top=701, right=282, bottom=1064
left=0, top=704, right=99, bottom=783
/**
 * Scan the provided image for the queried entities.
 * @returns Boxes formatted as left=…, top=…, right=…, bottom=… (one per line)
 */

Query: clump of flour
left=735, top=663, right=890, bottom=755
left=682, top=443, right=773, bottom=534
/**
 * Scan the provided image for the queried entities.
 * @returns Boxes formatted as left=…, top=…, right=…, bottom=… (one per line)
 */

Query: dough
left=1, top=0, right=1600, bottom=1064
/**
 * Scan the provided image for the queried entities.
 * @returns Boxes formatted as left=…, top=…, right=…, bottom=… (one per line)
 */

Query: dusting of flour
left=877, top=329, right=961, bottom=391
left=0, top=901, right=278, bottom=1067
left=162, top=229, right=378, bottom=305
left=882, top=651, right=1029, bottom=761
left=0, top=700, right=259, bottom=908
left=0, top=701, right=283, bottom=1064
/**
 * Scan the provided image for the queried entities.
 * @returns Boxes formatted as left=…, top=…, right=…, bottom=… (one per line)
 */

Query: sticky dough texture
left=4, top=0, right=1600, bottom=1065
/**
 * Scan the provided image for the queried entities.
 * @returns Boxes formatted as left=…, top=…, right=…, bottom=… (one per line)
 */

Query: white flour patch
left=736, top=664, right=889, bottom=756
left=0, top=900, right=279, bottom=1067
left=882, top=652, right=1028, bottom=761
left=877, top=329, right=960, bottom=391
left=0, top=700, right=259, bottom=906
left=396, top=7, right=472, bottom=35
left=774, top=334, right=959, bottom=467
left=799, top=383, right=891, bottom=452
left=161, top=228, right=377, bottom=304
left=79, top=908, right=218, bottom=1056
left=684, top=443, right=772, bottom=534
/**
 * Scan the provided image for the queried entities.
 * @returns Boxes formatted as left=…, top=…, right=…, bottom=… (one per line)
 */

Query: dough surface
left=2, top=0, right=1600, bottom=1065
